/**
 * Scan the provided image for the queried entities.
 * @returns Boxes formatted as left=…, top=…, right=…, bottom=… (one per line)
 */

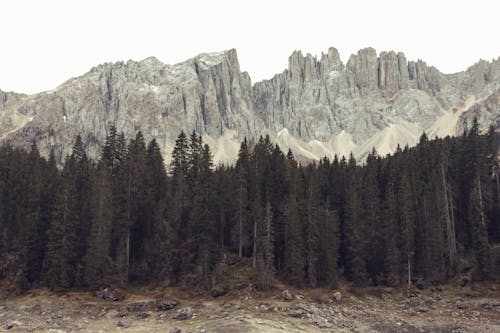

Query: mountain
left=0, top=48, right=499, bottom=163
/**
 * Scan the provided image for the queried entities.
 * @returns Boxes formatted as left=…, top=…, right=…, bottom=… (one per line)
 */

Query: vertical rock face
left=3, top=49, right=264, bottom=161
left=0, top=90, right=26, bottom=110
left=458, top=90, right=500, bottom=132
left=253, top=48, right=500, bottom=149
left=0, top=47, right=499, bottom=164
left=347, top=47, right=380, bottom=95
left=378, top=51, right=401, bottom=96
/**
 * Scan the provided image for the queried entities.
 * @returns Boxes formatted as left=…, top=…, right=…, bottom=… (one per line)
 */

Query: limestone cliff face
left=0, top=48, right=499, bottom=163
left=2, top=50, right=263, bottom=161
left=458, top=90, right=500, bottom=132
left=254, top=47, right=500, bottom=147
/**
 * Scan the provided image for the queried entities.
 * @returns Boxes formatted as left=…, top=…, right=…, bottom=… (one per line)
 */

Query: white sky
left=1, top=0, right=499, bottom=94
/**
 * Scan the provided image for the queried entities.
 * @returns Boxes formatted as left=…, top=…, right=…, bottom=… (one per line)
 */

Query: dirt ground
left=0, top=283, right=499, bottom=333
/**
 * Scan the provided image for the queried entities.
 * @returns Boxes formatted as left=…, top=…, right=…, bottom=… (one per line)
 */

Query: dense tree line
left=0, top=120, right=498, bottom=292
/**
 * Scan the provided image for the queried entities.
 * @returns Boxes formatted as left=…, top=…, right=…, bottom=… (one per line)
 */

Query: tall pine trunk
left=441, top=163, right=456, bottom=272
left=253, top=216, right=257, bottom=268
left=239, top=181, right=243, bottom=258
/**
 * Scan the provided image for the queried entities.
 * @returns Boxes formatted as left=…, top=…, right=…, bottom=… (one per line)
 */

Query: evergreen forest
left=0, top=119, right=498, bottom=292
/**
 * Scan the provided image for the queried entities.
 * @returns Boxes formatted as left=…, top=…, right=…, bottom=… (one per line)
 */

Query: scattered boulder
left=282, top=290, right=293, bottom=301
left=415, top=280, right=425, bottom=290
left=174, top=307, right=193, bottom=320
left=127, top=301, right=152, bottom=312
left=136, top=312, right=150, bottom=319
left=332, top=292, right=342, bottom=302
left=480, top=301, right=493, bottom=309
left=479, top=299, right=500, bottom=310
left=456, top=300, right=468, bottom=309
left=408, top=299, right=420, bottom=307
left=96, top=288, right=125, bottom=302
left=4, top=323, right=14, bottom=330
left=233, top=283, right=247, bottom=290
left=106, top=309, right=120, bottom=319
left=406, top=288, right=419, bottom=298
left=117, top=321, right=129, bottom=328
left=116, top=307, right=129, bottom=317
left=211, top=287, right=230, bottom=298
left=311, top=318, right=333, bottom=329
left=287, top=303, right=338, bottom=329
left=417, top=306, right=430, bottom=313
left=154, top=298, right=178, bottom=311
left=457, top=276, right=470, bottom=287
left=170, top=327, right=182, bottom=333
left=73, top=322, right=85, bottom=330
left=288, top=308, right=306, bottom=318
left=422, top=296, right=435, bottom=305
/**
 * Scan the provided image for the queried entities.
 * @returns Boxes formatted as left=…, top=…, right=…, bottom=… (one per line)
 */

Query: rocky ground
left=0, top=284, right=499, bottom=333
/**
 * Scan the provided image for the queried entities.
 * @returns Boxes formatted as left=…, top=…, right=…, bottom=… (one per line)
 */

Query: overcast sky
left=1, top=0, right=499, bottom=94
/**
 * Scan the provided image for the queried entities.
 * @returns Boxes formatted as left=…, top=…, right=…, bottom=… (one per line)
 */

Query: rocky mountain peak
left=320, top=47, right=343, bottom=72
left=0, top=47, right=498, bottom=164
left=138, top=56, right=164, bottom=66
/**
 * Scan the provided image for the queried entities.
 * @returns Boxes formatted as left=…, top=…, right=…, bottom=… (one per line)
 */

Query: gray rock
left=282, top=290, right=293, bottom=301
left=105, top=309, right=120, bottom=319
left=174, top=307, right=193, bottom=320
left=126, top=301, right=152, bottom=312
left=211, top=287, right=230, bottom=298
left=480, top=301, right=493, bottom=309
left=456, top=300, right=468, bottom=309
left=332, top=292, right=342, bottom=302
left=170, top=327, right=182, bottom=333
left=116, top=307, right=129, bottom=317
left=0, top=48, right=498, bottom=165
left=154, top=298, right=178, bottom=311
left=135, top=312, right=150, bottom=319
left=95, top=288, right=124, bottom=302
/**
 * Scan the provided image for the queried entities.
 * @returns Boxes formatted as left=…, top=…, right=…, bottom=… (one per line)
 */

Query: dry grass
left=309, top=288, right=330, bottom=304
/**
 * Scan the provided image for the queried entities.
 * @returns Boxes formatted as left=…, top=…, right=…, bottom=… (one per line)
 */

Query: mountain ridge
left=0, top=47, right=498, bottom=163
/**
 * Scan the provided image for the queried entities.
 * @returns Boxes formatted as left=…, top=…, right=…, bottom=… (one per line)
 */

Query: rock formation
left=0, top=48, right=498, bottom=163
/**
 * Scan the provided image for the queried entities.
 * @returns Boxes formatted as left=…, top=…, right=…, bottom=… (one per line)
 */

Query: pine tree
left=269, top=145, right=288, bottom=271
left=233, top=138, right=251, bottom=257
left=285, top=178, right=306, bottom=286
left=255, top=198, right=275, bottom=290
left=44, top=154, right=79, bottom=290
left=362, top=150, right=383, bottom=282
left=343, top=155, right=368, bottom=284
left=146, top=139, right=170, bottom=281
left=191, top=144, right=216, bottom=287
left=318, top=199, right=340, bottom=287
left=127, top=132, right=148, bottom=282
left=466, top=119, right=491, bottom=279
left=168, top=131, right=190, bottom=281
left=16, top=142, right=45, bottom=289
left=102, top=126, right=130, bottom=286
left=84, top=162, right=112, bottom=289
left=380, top=161, right=402, bottom=286
left=71, top=135, right=92, bottom=286
left=214, top=166, right=231, bottom=262
left=397, top=172, right=415, bottom=287
left=304, top=167, right=321, bottom=287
